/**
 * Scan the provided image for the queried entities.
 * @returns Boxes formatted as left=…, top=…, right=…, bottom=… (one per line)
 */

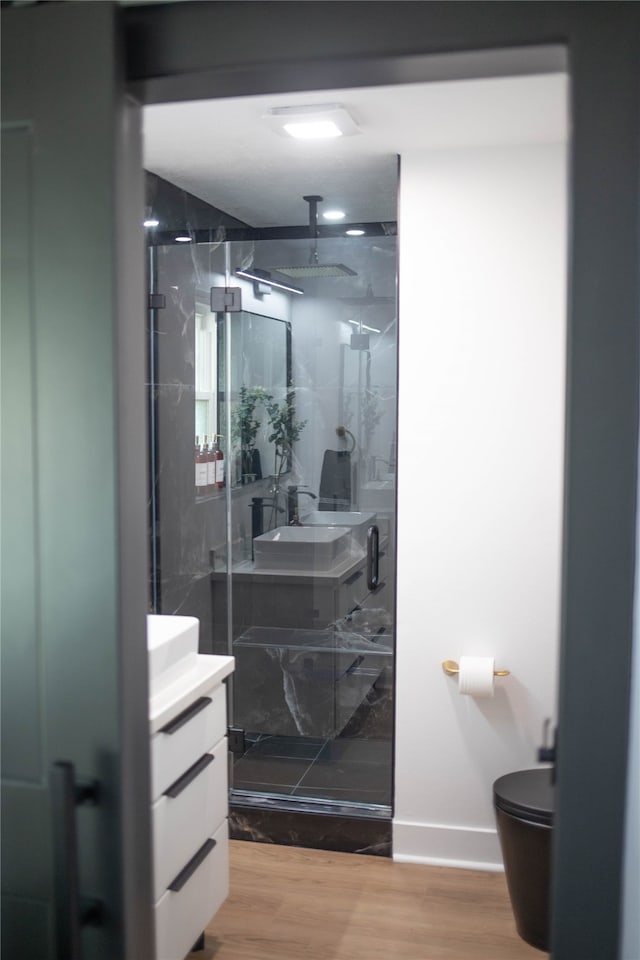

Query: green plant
left=265, top=390, right=307, bottom=484
left=232, top=385, right=269, bottom=455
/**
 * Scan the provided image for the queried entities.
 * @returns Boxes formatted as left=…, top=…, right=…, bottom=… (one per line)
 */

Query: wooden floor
left=188, top=840, right=546, bottom=960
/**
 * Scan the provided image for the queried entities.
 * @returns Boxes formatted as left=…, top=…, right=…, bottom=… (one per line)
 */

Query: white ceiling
left=143, top=73, right=568, bottom=229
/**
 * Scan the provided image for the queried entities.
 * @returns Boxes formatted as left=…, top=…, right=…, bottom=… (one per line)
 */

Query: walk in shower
left=146, top=185, right=397, bottom=845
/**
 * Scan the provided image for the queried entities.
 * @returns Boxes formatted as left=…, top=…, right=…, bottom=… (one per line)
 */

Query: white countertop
left=149, top=654, right=235, bottom=734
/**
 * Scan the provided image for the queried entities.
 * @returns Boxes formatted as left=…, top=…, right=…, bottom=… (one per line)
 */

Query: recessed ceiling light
left=284, top=120, right=342, bottom=140
left=346, top=228, right=366, bottom=236
left=175, top=236, right=192, bottom=243
left=323, top=210, right=346, bottom=221
left=144, top=218, right=160, bottom=228
left=264, top=103, right=360, bottom=140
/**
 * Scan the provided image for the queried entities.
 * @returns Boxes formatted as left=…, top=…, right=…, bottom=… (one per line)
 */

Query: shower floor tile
left=297, top=758, right=390, bottom=794
left=233, top=756, right=313, bottom=791
left=317, top=738, right=392, bottom=766
left=232, top=733, right=392, bottom=805
left=243, top=734, right=325, bottom=761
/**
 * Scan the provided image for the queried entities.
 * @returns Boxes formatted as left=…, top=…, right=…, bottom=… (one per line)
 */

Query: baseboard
left=392, top=818, right=504, bottom=871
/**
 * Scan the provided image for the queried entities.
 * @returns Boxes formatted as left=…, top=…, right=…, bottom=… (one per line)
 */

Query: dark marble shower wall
left=146, top=171, right=248, bottom=237
left=146, top=172, right=245, bottom=642
left=149, top=232, right=273, bottom=649
left=150, top=241, right=215, bottom=640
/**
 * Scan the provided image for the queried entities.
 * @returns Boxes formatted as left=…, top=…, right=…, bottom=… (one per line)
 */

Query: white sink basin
left=147, top=614, right=199, bottom=698
left=300, top=510, right=376, bottom=550
left=253, top=525, right=351, bottom=571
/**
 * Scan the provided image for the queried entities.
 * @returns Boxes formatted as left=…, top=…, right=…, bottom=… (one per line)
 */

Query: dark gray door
left=1, top=4, right=153, bottom=957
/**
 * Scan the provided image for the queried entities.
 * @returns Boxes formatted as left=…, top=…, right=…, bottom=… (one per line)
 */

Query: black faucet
left=286, top=485, right=317, bottom=525
left=250, top=497, right=285, bottom=543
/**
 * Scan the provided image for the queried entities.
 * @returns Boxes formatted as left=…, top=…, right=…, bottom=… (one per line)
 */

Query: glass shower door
left=222, top=234, right=397, bottom=814
left=148, top=228, right=397, bottom=816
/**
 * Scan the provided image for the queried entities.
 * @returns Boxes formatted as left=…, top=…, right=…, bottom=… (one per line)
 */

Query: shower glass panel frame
left=222, top=234, right=397, bottom=816
left=148, top=231, right=398, bottom=817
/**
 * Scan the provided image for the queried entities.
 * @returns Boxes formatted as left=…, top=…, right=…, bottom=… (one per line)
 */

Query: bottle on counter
left=195, top=435, right=208, bottom=497
left=203, top=434, right=215, bottom=495
left=213, top=434, right=225, bottom=489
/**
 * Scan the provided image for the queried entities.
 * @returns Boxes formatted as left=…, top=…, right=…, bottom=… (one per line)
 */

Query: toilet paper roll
left=458, top=656, right=495, bottom=698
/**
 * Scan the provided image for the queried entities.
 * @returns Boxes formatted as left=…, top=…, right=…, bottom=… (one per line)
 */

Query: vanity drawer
left=155, top=819, right=229, bottom=960
left=152, top=735, right=228, bottom=902
left=338, top=566, right=367, bottom=618
left=151, top=682, right=226, bottom=800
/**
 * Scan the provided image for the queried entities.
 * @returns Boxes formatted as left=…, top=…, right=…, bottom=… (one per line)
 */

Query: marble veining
left=229, top=803, right=392, bottom=857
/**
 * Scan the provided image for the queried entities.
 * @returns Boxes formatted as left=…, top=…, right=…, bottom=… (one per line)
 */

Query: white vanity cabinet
left=148, top=615, right=234, bottom=960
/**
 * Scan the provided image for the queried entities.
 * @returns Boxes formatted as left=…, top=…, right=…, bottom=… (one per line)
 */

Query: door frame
left=1, top=3, right=153, bottom=957
left=123, top=3, right=640, bottom=956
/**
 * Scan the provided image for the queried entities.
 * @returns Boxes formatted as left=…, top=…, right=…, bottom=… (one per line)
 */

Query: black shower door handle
left=50, top=761, right=103, bottom=960
left=366, top=524, right=380, bottom=591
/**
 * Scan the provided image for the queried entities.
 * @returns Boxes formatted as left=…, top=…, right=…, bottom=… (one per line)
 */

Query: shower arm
left=303, top=194, right=322, bottom=265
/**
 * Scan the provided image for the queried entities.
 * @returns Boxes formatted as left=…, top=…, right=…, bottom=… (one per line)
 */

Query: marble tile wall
left=229, top=803, right=391, bottom=857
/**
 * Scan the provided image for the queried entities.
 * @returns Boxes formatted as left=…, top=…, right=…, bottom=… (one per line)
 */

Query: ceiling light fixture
left=348, top=319, right=381, bottom=334
left=346, top=228, right=366, bottom=236
left=264, top=104, right=360, bottom=140
left=175, top=235, right=192, bottom=243
left=286, top=120, right=341, bottom=140
left=236, top=268, right=304, bottom=296
left=144, top=218, right=160, bottom=228
left=323, top=210, right=346, bottom=221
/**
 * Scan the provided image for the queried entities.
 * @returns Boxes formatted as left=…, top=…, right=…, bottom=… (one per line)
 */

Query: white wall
left=394, top=143, right=567, bottom=868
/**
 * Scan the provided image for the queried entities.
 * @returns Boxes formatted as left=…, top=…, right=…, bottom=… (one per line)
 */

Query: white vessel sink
left=147, top=614, right=199, bottom=698
left=253, top=525, right=351, bottom=571
left=300, top=510, right=376, bottom=550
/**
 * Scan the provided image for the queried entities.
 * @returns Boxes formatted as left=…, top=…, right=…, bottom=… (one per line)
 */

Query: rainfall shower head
left=267, top=195, right=357, bottom=279
left=271, top=262, right=357, bottom=279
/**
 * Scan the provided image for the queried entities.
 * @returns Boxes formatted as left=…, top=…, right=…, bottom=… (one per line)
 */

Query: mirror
left=217, top=310, right=292, bottom=488
left=194, top=298, right=218, bottom=444
left=340, top=318, right=397, bottom=487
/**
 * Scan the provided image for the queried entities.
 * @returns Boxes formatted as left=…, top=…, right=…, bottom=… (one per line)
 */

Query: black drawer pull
left=163, top=753, right=214, bottom=799
left=346, top=655, right=365, bottom=676
left=168, top=838, right=217, bottom=893
left=159, top=696, right=212, bottom=735
left=367, top=524, right=380, bottom=591
left=344, top=570, right=363, bottom=586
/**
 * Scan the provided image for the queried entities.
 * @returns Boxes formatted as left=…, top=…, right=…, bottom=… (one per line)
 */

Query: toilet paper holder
left=442, top=659, right=510, bottom=678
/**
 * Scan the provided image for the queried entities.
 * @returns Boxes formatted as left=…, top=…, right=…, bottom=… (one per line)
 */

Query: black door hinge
left=227, top=726, right=246, bottom=755
left=211, top=286, right=242, bottom=312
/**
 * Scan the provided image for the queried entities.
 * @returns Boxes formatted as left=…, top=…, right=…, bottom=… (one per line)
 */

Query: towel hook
left=336, top=425, right=356, bottom=453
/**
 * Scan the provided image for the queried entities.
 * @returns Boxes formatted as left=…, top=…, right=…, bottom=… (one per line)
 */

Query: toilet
left=493, top=768, right=554, bottom=953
